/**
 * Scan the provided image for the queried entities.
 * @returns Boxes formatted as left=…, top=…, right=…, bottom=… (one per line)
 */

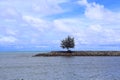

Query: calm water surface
left=0, top=52, right=120, bottom=80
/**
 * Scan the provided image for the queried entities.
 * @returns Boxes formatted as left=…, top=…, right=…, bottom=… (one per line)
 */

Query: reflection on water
left=0, top=53, right=120, bottom=80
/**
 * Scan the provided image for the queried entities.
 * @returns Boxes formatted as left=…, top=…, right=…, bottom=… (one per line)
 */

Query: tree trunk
left=67, top=48, right=69, bottom=51
left=67, top=48, right=71, bottom=53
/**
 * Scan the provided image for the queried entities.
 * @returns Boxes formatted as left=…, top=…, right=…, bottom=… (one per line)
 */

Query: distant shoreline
left=33, top=51, right=120, bottom=57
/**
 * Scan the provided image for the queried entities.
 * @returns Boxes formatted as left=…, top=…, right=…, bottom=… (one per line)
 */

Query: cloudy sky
left=0, top=0, right=120, bottom=51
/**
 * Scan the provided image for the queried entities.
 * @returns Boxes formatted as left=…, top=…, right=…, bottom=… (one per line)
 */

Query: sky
left=0, top=0, right=120, bottom=51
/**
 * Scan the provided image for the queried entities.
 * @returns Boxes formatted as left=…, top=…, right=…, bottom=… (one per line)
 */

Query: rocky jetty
left=33, top=51, right=120, bottom=57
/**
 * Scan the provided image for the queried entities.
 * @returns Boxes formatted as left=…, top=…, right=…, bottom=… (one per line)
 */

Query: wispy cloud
left=0, top=36, right=17, bottom=44
left=31, top=0, right=68, bottom=16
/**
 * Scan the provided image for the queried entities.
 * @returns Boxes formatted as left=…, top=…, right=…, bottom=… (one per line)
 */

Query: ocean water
left=0, top=52, right=120, bottom=80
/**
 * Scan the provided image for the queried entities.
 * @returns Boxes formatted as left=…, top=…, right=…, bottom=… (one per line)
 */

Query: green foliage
left=61, top=36, right=75, bottom=51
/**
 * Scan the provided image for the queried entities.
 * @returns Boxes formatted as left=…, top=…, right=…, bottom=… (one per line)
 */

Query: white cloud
left=0, top=0, right=68, bottom=17
left=73, top=24, right=120, bottom=45
left=53, top=17, right=120, bottom=45
left=88, top=24, right=102, bottom=32
left=6, top=29, right=17, bottom=35
left=85, top=3, right=104, bottom=20
left=0, top=7, right=19, bottom=19
left=53, top=18, right=84, bottom=33
left=78, top=0, right=105, bottom=20
left=0, top=6, right=21, bottom=26
left=70, top=0, right=120, bottom=46
left=78, top=0, right=120, bottom=23
left=22, top=15, right=50, bottom=32
left=54, top=19, right=72, bottom=32
left=78, top=0, right=88, bottom=6
left=31, top=0, right=68, bottom=16
left=0, top=36, right=17, bottom=43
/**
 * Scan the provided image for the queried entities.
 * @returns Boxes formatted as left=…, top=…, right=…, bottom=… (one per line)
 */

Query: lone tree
left=61, top=36, right=75, bottom=52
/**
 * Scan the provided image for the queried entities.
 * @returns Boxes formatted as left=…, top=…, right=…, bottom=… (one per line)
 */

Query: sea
left=0, top=51, right=120, bottom=80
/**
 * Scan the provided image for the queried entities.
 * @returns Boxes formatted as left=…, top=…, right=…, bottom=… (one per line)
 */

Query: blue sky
left=0, top=0, right=120, bottom=51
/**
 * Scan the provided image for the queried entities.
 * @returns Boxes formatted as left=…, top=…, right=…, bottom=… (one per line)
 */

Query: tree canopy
left=60, top=36, right=75, bottom=51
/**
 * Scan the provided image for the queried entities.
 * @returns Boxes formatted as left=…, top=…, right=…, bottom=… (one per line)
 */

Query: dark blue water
left=0, top=52, right=120, bottom=80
